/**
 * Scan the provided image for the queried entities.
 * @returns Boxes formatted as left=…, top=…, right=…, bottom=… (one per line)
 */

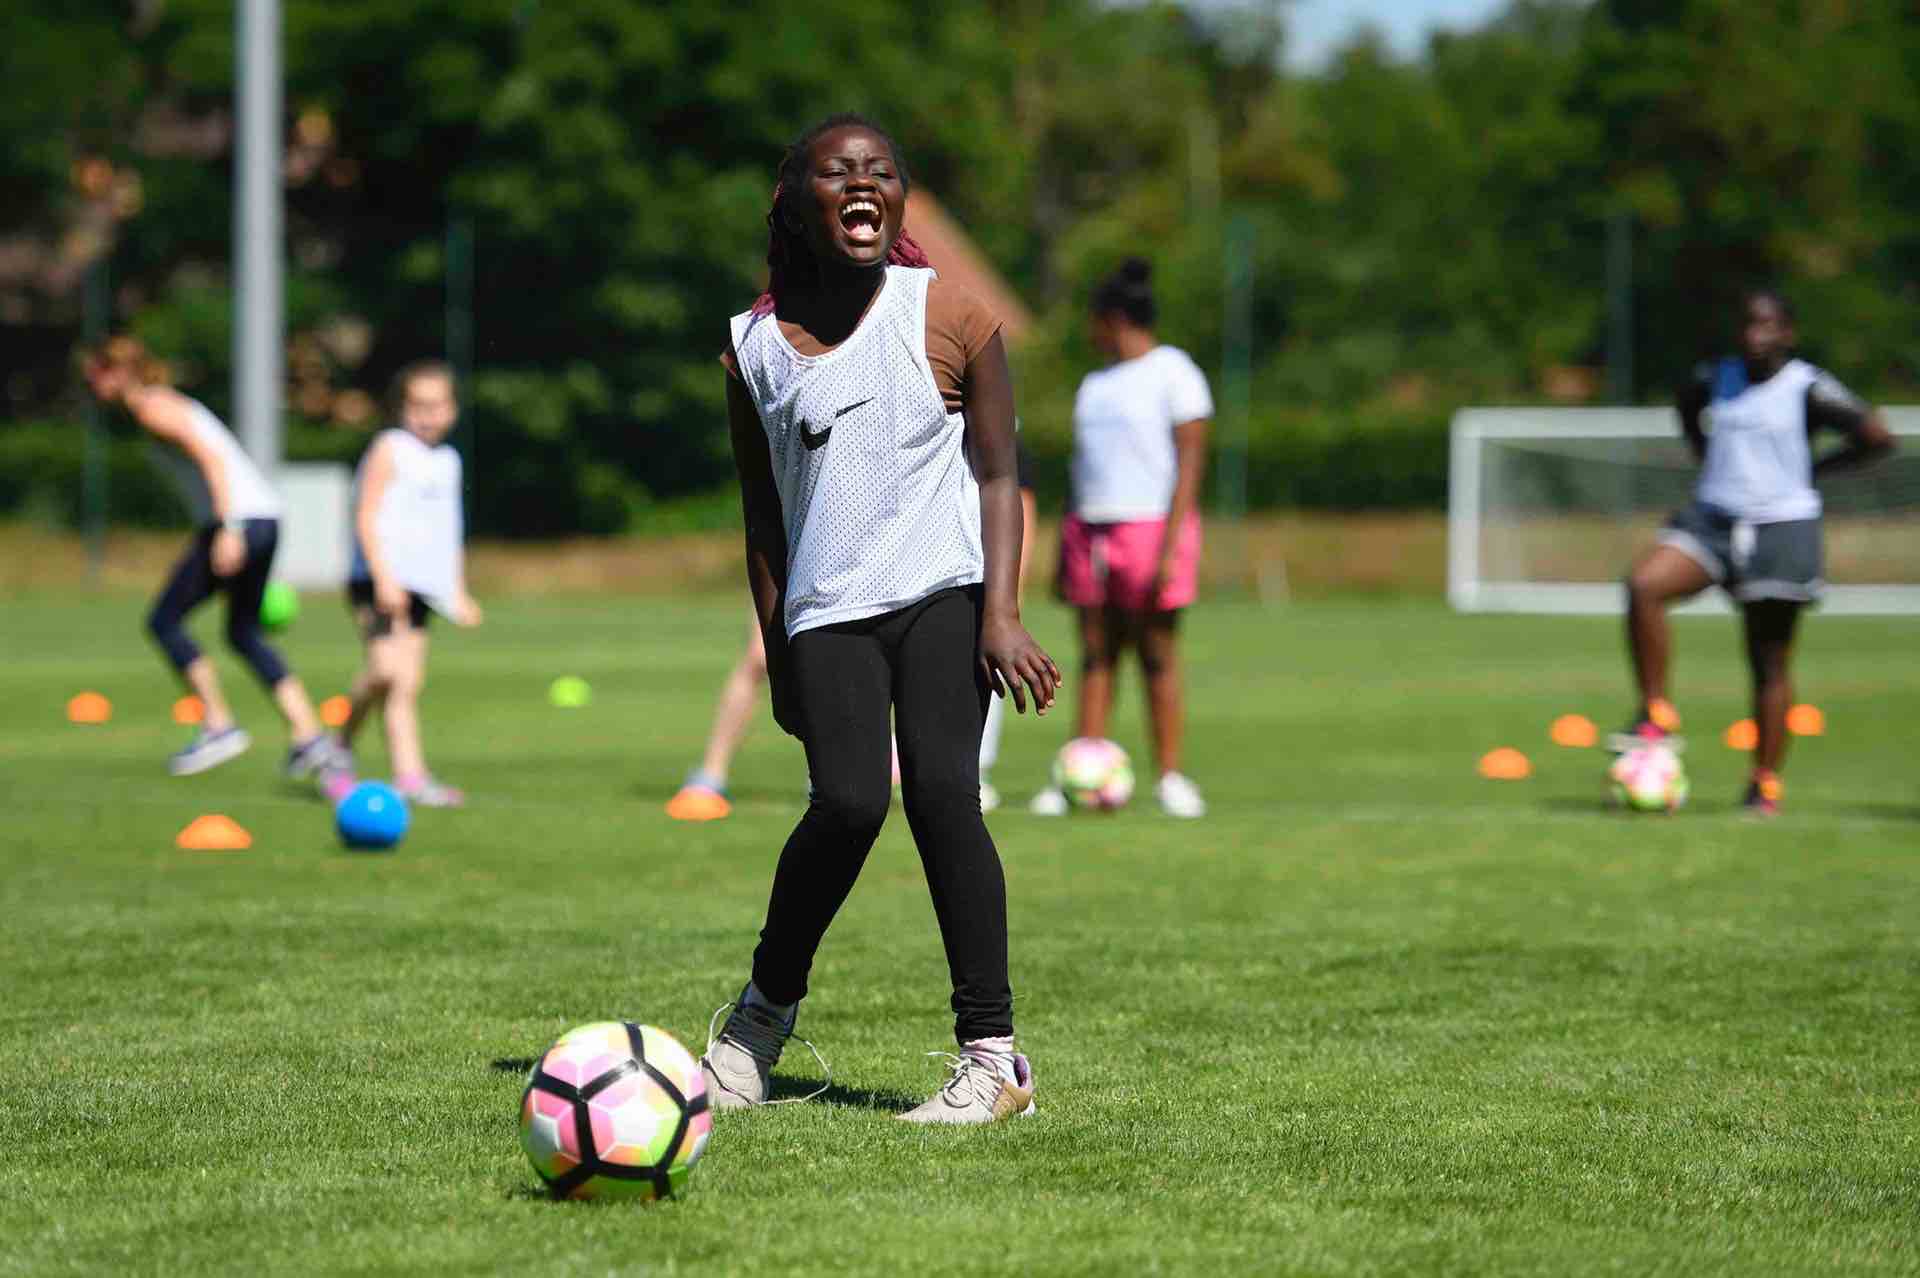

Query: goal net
left=1449, top=407, right=1920, bottom=614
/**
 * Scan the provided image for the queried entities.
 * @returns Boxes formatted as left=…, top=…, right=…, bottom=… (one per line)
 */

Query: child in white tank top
left=330, top=361, right=482, bottom=809
left=83, top=336, right=337, bottom=781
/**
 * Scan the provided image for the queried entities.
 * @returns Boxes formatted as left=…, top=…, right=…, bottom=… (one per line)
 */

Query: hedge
left=0, top=420, right=366, bottom=530
left=1, top=408, right=1453, bottom=533
left=1020, top=408, right=1450, bottom=513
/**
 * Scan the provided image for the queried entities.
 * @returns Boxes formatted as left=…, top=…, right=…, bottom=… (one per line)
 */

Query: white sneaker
left=1155, top=771, right=1206, bottom=818
left=698, top=989, right=830, bottom=1110
left=284, top=733, right=344, bottom=782
left=169, top=726, right=252, bottom=777
left=898, top=1049, right=1035, bottom=1125
left=1028, top=786, right=1068, bottom=816
left=979, top=781, right=1001, bottom=813
left=699, top=992, right=793, bottom=1110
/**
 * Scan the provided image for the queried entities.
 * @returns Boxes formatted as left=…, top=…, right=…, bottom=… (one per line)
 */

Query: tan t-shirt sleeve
left=925, top=279, right=1003, bottom=415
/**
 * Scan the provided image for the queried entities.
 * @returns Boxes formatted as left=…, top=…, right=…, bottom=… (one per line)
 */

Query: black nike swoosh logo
left=834, top=397, right=875, bottom=418
left=800, top=421, right=831, bottom=451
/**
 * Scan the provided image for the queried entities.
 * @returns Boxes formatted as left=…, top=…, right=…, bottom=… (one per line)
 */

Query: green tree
left=1581, top=0, right=1920, bottom=391
left=7, top=0, right=1920, bottom=530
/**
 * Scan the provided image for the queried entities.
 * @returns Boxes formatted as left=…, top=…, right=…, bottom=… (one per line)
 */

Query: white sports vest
left=152, top=397, right=283, bottom=524
left=350, top=428, right=465, bottom=608
left=730, top=266, right=983, bottom=638
left=1696, top=358, right=1821, bottom=523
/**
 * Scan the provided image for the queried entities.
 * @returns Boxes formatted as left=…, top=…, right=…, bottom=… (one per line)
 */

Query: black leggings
left=751, top=585, right=1013, bottom=1043
left=147, top=520, right=290, bottom=689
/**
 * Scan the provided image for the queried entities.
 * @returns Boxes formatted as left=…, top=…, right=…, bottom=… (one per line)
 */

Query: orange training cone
left=1723, top=719, right=1758, bottom=751
left=172, top=695, right=205, bottom=725
left=67, top=691, right=112, bottom=724
left=1549, top=714, right=1598, bottom=748
left=320, top=695, right=351, bottom=728
left=1478, top=748, right=1532, bottom=780
left=666, top=786, right=732, bottom=822
left=1786, top=704, right=1825, bottom=736
left=176, top=814, right=253, bottom=851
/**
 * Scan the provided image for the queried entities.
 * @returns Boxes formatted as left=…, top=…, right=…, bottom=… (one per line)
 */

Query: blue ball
left=335, top=781, right=410, bottom=850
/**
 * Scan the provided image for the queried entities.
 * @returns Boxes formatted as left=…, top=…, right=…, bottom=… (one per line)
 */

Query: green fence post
left=1219, top=211, right=1253, bottom=594
left=83, top=256, right=111, bottom=580
left=446, top=212, right=475, bottom=521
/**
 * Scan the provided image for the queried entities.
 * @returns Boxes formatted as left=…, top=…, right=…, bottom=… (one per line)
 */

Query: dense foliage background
left=5, top=0, right=1918, bottom=532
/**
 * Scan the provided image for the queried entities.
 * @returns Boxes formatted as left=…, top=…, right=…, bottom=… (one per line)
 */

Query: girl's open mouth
left=840, top=198, right=882, bottom=244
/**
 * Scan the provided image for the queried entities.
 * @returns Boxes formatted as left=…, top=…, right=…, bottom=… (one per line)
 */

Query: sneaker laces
left=924, top=1050, right=1005, bottom=1110
left=704, top=1000, right=831, bottom=1105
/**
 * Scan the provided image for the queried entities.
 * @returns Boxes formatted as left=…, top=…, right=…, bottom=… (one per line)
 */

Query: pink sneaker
left=318, top=766, right=358, bottom=804
left=396, top=775, right=465, bottom=808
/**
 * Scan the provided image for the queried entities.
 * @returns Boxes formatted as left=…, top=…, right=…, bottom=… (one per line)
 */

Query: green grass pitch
left=2, top=591, right=1915, bottom=1275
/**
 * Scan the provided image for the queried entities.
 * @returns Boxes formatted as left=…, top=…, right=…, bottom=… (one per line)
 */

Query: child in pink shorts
left=1033, top=258, right=1212, bottom=819
left=1057, top=509, right=1202, bottom=613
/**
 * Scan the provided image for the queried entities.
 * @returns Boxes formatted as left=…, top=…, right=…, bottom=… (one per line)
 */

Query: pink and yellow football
left=1052, top=737, right=1135, bottom=811
left=520, top=1021, right=710, bottom=1201
left=1608, top=742, right=1689, bottom=813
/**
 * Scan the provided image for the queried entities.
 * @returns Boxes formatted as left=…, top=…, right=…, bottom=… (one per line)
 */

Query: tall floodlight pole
left=234, top=0, right=283, bottom=469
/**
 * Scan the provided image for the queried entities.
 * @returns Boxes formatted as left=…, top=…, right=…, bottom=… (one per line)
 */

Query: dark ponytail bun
left=1093, top=256, right=1157, bottom=329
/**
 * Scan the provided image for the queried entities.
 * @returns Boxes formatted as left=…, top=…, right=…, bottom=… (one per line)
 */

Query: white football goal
left=1449, top=407, right=1920, bottom=614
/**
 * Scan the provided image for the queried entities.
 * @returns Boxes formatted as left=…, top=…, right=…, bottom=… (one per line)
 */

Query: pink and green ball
left=1608, top=743, right=1689, bottom=813
left=519, top=1021, right=711, bottom=1202
left=1053, top=737, right=1135, bottom=811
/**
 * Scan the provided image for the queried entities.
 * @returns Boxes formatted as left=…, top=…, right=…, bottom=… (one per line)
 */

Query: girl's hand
left=979, top=611, right=1062, bottom=715
left=210, top=527, right=247, bottom=578
left=451, top=592, right=484, bottom=627
left=374, top=577, right=410, bottom=619
left=1149, top=554, right=1176, bottom=612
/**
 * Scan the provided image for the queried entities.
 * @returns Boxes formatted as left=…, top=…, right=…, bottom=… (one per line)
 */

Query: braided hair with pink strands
left=751, top=113, right=931, bottom=317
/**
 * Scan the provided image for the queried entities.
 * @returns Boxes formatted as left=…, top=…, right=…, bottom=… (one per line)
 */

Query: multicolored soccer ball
left=520, top=1021, right=711, bottom=1201
left=1052, top=737, right=1134, bottom=811
left=1609, top=742, right=1689, bottom=813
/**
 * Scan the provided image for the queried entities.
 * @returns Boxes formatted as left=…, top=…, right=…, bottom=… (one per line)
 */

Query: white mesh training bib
left=1696, top=358, right=1820, bottom=523
left=730, top=266, right=983, bottom=638
left=350, top=428, right=465, bottom=611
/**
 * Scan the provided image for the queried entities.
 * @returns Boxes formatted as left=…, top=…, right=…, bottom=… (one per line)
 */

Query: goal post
left=1449, top=407, right=1920, bottom=615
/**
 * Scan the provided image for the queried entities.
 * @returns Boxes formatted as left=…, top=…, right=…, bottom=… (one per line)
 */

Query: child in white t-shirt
left=1033, top=258, right=1212, bottom=818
